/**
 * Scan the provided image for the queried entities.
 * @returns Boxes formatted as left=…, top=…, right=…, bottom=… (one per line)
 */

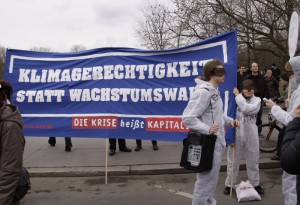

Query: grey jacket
left=0, top=104, right=24, bottom=205
left=271, top=56, right=300, bottom=126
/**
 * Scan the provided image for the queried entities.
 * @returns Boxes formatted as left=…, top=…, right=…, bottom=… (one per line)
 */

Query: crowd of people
left=1, top=58, right=300, bottom=205
left=183, top=58, right=300, bottom=205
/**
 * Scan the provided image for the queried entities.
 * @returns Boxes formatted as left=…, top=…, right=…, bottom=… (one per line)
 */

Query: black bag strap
left=209, top=99, right=214, bottom=124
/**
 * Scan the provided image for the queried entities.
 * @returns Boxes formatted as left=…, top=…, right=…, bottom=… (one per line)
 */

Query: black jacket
left=281, top=117, right=300, bottom=205
left=281, top=117, right=300, bottom=174
left=237, top=72, right=246, bottom=92
left=0, top=104, right=24, bottom=205
left=245, top=73, right=265, bottom=98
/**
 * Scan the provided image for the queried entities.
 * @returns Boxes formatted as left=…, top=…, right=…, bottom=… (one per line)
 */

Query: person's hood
left=194, top=78, right=216, bottom=91
left=289, top=56, right=300, bottom=85
left=0, top=104, right=23, bottom=129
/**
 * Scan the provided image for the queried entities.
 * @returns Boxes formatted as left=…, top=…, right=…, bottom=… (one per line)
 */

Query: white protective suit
left=182, top=78, right=234, bottom=205
left=270, top=56, right=300, bottom=205
left=225, top=94, right=261, bottom=187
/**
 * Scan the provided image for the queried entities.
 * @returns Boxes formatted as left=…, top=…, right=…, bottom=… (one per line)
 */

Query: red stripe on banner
left=146, top=117, right=189, bottom=132
left=72, top=116, right=118, bottom=129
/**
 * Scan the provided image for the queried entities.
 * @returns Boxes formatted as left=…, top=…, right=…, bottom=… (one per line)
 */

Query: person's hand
left=265, top=98, right=276, bottom=108
left=233, top=88, right=239, bottom=96
left=230, top=119, right=240, bottom=128
left=209, top=124, right=219, bottom=134
left=284, top=98, right=290, bottom=109
left=294, top=105, right=300, bottom=118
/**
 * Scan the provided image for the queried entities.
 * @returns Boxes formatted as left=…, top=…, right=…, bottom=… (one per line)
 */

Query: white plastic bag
left=235, top=180, right=261, bottom=202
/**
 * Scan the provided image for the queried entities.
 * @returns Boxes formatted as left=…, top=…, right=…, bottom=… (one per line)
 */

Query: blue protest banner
left=5, top=30, right=237, bottom=142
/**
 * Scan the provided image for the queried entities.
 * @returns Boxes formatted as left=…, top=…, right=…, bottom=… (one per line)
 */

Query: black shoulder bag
left=180, top=99, right=217, bottom=173
left=13, top=167, right=31, bottom=201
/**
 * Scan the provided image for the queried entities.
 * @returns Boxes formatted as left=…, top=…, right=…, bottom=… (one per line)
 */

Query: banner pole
left=230, top=145, right=235, bottom=197
left=105, top=138, right=108, bottom=185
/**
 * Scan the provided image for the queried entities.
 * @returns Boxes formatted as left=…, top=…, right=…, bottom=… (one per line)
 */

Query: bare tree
left=70, top=44, right=86, bottom=52
left=136, top=0, right=300, bottom=68
left=30, top=46, right=52, bottom=52
left=136, top=3, right=182, bottom=50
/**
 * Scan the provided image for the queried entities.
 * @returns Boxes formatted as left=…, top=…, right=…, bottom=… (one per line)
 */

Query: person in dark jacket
left=271, top=63, right=281, bottom=82
left=281, top=104, right=300, bottom=205
left=0, top=80, right=25, bottom=205
left=237, top=66, right=247, bottom=92
left=245, top=62, right=265, bottom=135
left=109, top=138, right=131, bottom=156
left=135, top=139, right=158, bottom=151
left=264, top=69, right=279, bottom=101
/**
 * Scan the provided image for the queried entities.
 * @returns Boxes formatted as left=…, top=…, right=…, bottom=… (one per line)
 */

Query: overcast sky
left=0, top=0, right=150, bottom=52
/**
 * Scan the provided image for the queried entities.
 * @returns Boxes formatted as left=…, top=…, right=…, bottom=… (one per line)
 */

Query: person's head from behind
left=286, top=56, right=300, bottom=85
left=279, top=73, right=289, bottom=87
left=202, top=59, right=226, bottom=84
left=0, top=80, right=13, bottom=106
left=284, top=61, right=294, bottom=76
left=242, top=79, right=256, bottom=98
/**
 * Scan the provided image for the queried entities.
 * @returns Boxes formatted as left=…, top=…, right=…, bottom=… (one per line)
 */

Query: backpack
left=13, top=167, right=31, bottom=201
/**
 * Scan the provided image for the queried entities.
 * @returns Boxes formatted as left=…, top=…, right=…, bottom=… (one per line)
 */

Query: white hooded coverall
left=225, top=94, right=261, bottom=187
left=182, top=79, right=233, bottom=205
left=270, top=56, right=300, bottom=205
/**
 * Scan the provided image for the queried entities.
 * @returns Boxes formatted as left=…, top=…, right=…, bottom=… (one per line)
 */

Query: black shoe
left=65, top=142, right=72, bottom=152
left=153, top=144, right=159, bottom=150
left=254, top=186, right=264, bottom=195
left=48, top=138, right=56, bottom=146
left=135, top=146, right=142, bottom=151
left=65, top=145, right=72, bottom=152
left=223, top=186, right=231, bottom=195
left=120, top=147, right=132, bottom=152
left=109, top=149, right=116, bottom=156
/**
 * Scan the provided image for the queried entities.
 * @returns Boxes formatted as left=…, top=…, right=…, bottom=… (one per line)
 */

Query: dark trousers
left=256, top=100, right=263, bottom=133
left=136, top=140, right=157, bottom=146
left=109, top=138, right=126, bottom=150
left=49, top=137, right=72, bottom=146
left=276, top=126, right=286, bottom=157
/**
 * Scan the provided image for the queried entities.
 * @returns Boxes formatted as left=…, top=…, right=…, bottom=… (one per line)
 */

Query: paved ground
left=21, top=169, right=284, bottom=205
left=23, top=107, right=281, bottom=177
left=23, top=136, right=280, bottom=177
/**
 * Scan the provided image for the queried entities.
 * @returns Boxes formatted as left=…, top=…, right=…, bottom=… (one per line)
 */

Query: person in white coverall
left=224, top=79, right=264, bottom=195
left=182, top=59, right=239, bottom=205
left=265, top=56, right=300, bottom=205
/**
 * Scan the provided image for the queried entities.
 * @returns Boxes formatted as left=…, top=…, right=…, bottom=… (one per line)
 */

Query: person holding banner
left=182, top=59, right=239, bottom=205
left=0, top=80, right=25, bottom=205
left=224, top=79, right=264, bottom=195
left=135, top=140, right=158, bottom=151
left=265, top=57, right=300, bottom=205
left=109, top=138, right=131, bottom=156
left=48, top=137, right=72, bottom=152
